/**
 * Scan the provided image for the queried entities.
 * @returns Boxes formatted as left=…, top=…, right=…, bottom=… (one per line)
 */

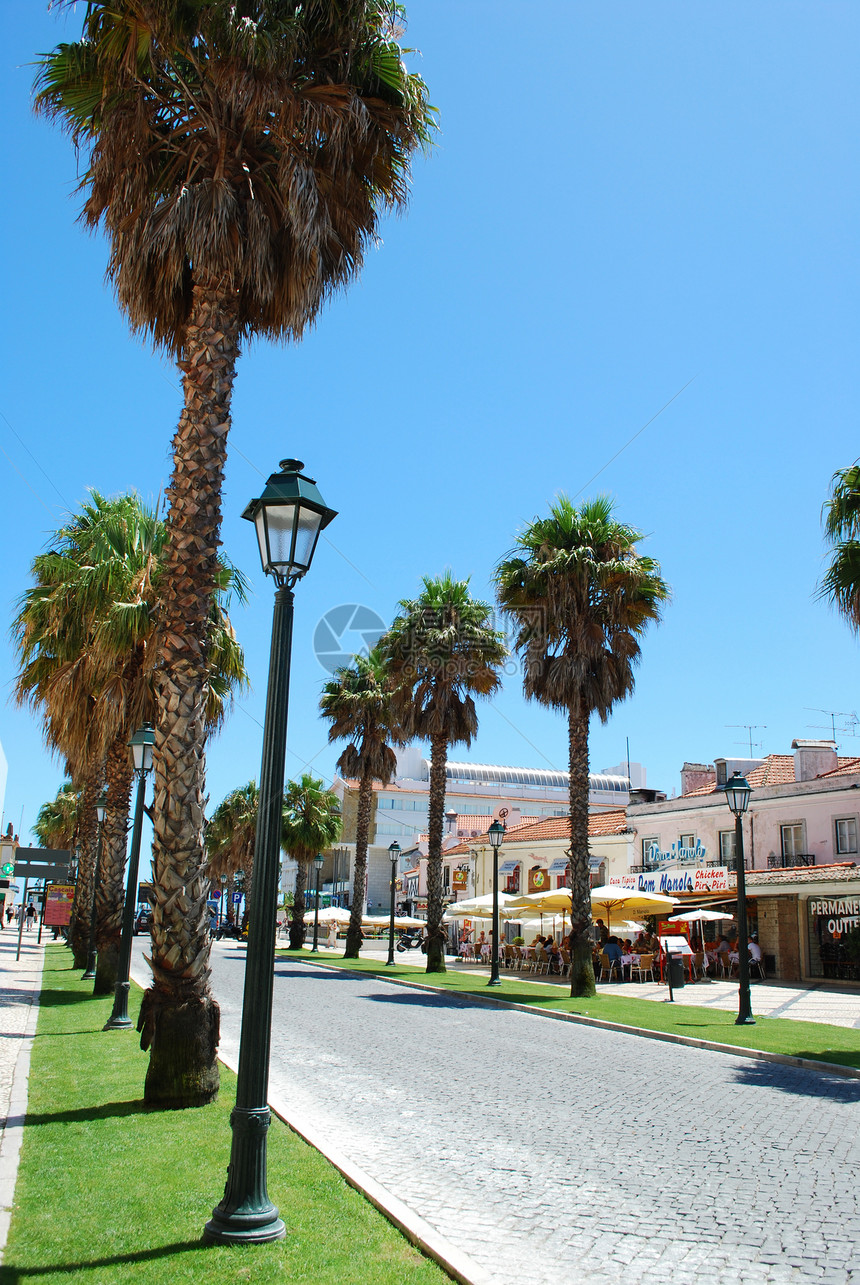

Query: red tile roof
left=748, top=862, right=859, bottom=886
left=680, top=753, right=860, bottom=796
left=817, top=757, right=860, bottom=780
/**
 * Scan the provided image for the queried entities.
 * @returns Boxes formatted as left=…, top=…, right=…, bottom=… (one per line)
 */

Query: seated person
left=748, top=938, right=763, bottom=963
left=602, top=936, right=623, bottom=971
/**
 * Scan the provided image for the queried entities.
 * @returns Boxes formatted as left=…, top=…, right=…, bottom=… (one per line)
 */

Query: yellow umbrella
left=589, top=884, right=677, bottom=930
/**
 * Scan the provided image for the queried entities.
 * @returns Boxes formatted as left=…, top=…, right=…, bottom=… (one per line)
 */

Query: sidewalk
left=0, top=929, right=45, bottom=1259
left=352, top=945, right=860, bottom=1028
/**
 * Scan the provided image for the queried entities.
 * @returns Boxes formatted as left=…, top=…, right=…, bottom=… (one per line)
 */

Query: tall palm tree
left=383, top=574, right=507, bottom=973
left=282, top=775, right=343, bottom=950
left=32, top=783, right=80, bottom=851
left=35, top=0, right=433, bottom=1106
left=320, top=647, right=405, bottom=957
left=205, top=782, right=260, bottom=919
left=12, top=492, right=248, bottom=992
left=496, top=495, right=669, bottom=997
left=820, top=463, right=860, bottom=630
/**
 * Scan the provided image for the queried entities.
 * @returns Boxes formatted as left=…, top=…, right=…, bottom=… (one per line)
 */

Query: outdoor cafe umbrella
left=443, top=893, right=517, bottom=919
left=589, top=884, right=677, bottom=929
left=668, top=907, right=735, bottom=954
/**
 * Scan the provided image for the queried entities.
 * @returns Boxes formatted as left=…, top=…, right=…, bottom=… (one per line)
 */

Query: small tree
left=320, top=648, right=405, bottom=958
left=282, top=776, right=343, bottom=949
left=383, top=574, right=507, bottom=973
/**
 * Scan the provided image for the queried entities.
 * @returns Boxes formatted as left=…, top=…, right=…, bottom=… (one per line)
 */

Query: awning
left=499, top=859, right=521, bottom=874
left=588, top=857, right=604, bottom=872
left=548, top=859, right=569, bottom=873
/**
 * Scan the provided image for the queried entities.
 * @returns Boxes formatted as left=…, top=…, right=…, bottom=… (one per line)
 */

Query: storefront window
left=806, top=896, right=860, bottom=980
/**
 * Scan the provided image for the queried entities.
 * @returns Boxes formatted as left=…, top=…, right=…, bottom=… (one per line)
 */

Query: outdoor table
left=621, top=952, right=635, bottom=980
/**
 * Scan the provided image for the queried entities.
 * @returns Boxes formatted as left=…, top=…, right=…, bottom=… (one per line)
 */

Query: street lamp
left=82, top=788, right=109, bottom=980
left=724, top=771, right=755, bottom=1026
left=311, top=853, right=324, bottom=953
left=205, top=459, right=336, bottom=1245
left=386, top=842, right=401, bottom=966
left=488, top=820, right=505, bottom=987
left=104, top=724, right=154, bottom=1029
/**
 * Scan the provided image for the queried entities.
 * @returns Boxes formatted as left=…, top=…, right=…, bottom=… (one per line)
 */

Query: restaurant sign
left=643, top=839, right=708, bottom=866
left=611, top=867, right=732, bottom=894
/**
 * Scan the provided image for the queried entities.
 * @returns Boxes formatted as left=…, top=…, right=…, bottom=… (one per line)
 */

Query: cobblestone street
left=173, top=944, right=860, bottom=1284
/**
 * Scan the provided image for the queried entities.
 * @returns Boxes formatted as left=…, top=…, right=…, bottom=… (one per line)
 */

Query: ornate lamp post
left=488, top=820, right=505, bottom=987
left=724, top=771, right=755, bottom=1026
left=205, top=459, right=336, bottom=1245
left=104, top=724, right=154, bottom=1029
left=311, top=853, right=324, bottom=953
left=386, top=842, right=401, bottom=966
left=82, top=788, right=109, bottom=980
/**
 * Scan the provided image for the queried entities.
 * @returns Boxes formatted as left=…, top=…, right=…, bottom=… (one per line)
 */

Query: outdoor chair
left=631, top=953, right=654, bottom=983
left=691, top=951, right=706, bottom=981
left=749, top=954, right=765, bottom=980
left=503, top=944, right=519, bottom=970
left=560, top=947, right=571, bottom=976
left=533, top=944, right=551, bottom=975
left=598, top=952, right=620, bottom=983
left=517, top=945, right=535, bottom=973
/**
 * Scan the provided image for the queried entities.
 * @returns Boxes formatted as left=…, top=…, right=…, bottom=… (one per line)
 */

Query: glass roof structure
left=443, top=761, right=628, bottom=793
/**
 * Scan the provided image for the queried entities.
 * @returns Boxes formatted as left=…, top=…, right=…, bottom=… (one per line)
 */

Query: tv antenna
left=804, top=707, right=859, bottom=746
left=727, top=724, right=766, bottom=756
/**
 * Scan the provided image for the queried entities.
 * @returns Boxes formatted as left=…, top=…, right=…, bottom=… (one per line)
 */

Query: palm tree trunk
left=345, top=772, right=373, bottom=958
left=568, top=707, right=596, bottom=998
left=425, top=733, right=448, bottom=973
left=93, top=733, right=134, bottom=994
left=289, top=858, right=308, bottom=949
left=141, top=277, right=241, bottom=1108
left=226, top=872, right=235, bottom=924
left=69, top=769, right=100, bottom=969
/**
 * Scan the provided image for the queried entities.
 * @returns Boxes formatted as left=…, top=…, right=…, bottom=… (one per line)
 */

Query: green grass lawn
left=0, top=946, right=447, bottom=1285
left=278, top=949, right=860, bottom=1070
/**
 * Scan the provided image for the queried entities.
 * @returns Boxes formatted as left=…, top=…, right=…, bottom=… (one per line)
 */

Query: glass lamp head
left=488, top=820, right=505, bottom=850
left=388, top=841, right=401, bottom=865
left=724, top=771, right=752, bottom=817
left=242, top=459, right=337, bottom=586
left=314, top=852, right=325, bottom=870
left=128, top=723, right=155, bottom=774
left=95, top=788, right=109, bottom=826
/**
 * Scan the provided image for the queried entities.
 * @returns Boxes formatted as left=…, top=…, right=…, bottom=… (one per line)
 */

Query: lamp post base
left=203, top=1107, right=286, bottom=1244
left=82, top=950, right=97, bottom=981
left=735, top=1014, right=756, bottom=1026
left=104, top=981, right=132, bottom=1030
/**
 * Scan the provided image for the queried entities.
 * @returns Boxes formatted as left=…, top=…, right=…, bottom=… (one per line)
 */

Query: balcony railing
left=767, top=852, right=815, bottom=870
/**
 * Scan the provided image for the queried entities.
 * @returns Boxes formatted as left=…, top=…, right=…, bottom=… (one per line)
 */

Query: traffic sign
left=1, top=863, right=13, bottom=876
left=232, top=892, right=242, bottom=903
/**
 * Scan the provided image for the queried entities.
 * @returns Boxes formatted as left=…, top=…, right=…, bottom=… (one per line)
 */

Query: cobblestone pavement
left=194, top=943, right=860, bottom=1285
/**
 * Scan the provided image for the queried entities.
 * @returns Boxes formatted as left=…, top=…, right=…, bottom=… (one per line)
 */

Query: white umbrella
left=590, top=884, right=677, bottom=930
left=303, top=905, right=352, bottom=924
left=443, top=893, right=517, bottom=918
left=668, top=907, right=735, bottom=958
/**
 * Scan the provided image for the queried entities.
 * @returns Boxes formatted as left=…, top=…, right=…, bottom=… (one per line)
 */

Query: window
left=505, top=869, right=520, bottom=894
left=781, top=823, right=805, bottom=859
left=443, top=866, right=450, bottom=892
left=556, top=872, right=569, bottom=888
left=679, top=833, right=695, bottom=849
left=718, top=831, right=736, bottom=863
left=641, top=837, right=659, bottom=864
left=836, top=817, right=858, bottom=855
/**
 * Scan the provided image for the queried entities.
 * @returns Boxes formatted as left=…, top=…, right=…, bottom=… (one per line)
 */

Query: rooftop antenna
left=804, top=707, right=855, bottom=746
left=727, top=725, right=766, bottom=757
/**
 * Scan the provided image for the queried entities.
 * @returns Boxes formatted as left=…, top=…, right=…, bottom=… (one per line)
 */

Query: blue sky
left=2, top=3, right=859, bottom=862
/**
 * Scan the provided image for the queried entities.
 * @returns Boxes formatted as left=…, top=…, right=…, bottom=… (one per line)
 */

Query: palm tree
left=383, top=575, right=507, bottom=973
left=495, top=495, right=669, bottom=997
left=820, top=463, right=860, bottom=630
left=282, top=775, right=343, bottom=950
left=205, top=782, right=260, bottom=921
left=32, top=783, right=80, bottom=851
left=12, top=492, right=248, bottom=993
left=35, top=1, right=434, bottom=1106
left=320, top=647, right=405, bottom=957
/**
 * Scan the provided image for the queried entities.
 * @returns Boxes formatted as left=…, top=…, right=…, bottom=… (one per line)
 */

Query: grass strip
left=278, top=950, right=860, bottom=1069
left=1, top=945, right=447, bottom=1285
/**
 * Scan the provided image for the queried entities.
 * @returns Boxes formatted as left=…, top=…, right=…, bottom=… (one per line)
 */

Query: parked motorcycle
left=396, top=930, right=424, bottom=952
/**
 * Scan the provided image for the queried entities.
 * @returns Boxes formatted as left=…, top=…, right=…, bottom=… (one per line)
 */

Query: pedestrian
left=327, top=918, right=338, bottom=950
left=25, top=903, right=37, bottom=931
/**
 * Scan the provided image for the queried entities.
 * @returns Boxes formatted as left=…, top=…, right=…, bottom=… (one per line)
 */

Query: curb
left=0, top=945, right=44, bottom=1264
left=288, top=955, right=860, bottom=1083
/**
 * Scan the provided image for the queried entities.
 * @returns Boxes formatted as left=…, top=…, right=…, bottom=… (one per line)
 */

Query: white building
left=330, top=745, right=651, bottom=914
